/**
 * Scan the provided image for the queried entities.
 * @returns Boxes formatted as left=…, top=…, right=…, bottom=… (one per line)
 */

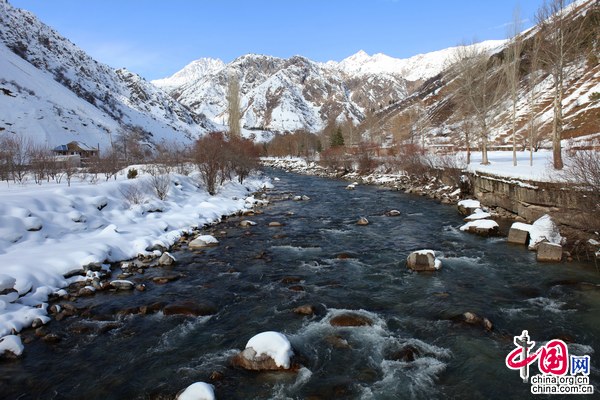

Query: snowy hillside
left=0, top=0, right=215, bottom=149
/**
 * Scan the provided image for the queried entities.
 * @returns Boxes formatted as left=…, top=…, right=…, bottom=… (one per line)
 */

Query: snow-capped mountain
left=154, top=41, right=507, bottom=133
left=154, top=53, right=409, bottom=133
left=329, top=40, right=506, bottom=82
left=0, top=0, right=215, bottom=150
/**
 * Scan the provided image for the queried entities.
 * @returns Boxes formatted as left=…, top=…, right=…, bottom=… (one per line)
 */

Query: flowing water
left=2, top=170, right=599, bottom=399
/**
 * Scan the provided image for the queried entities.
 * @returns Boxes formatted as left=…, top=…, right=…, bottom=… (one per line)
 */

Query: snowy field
left=0, top=168, right=271, bottom=352
left=465, top=150, right=562, bottom=182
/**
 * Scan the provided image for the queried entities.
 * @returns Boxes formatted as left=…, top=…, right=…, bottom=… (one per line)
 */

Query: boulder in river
left=386, top=210, right=401, bottom=217
left=356, top=217, right=369, bottom=226
left=189, top=235, right=219, bottom=249
left=162, top=301, right=217, bottom=317
left=455, top=312, right=493, bottom=331
left=158, top=252, right=176, bottom=266
left=330, top=313, right=373, bottom=327
left=269, top=221, right=283, bottom=227
left=406, top=250, right=442, bottom=272
left=240, top=220, right=257, bottom=227
left=460, top=220, right=499, bottom=236
left=457, top=199, right=481, bottom=216
left=176, top=382, right=215, bottom=400
left=110, top=280, right=135, bottom=290
left=537, top=242, right=563, bottom=262
left=231, top=331, right=295, bottom=371
left=0, top=335, right=24, bottom=359
left=507, top=223, right=531, bottom=245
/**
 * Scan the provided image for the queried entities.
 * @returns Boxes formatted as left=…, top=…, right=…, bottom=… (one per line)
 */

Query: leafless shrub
left=120, top=181, right=147, bottom=205
left=563, top=146, right=600, bottom=231
left=145, top=164, right=171, bottom=200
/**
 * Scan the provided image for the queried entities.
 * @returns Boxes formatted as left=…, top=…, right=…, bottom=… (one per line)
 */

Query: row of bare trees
left=447, top=0, right=598, bottom=169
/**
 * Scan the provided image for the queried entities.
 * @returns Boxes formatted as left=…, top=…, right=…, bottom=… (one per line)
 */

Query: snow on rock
left=0, top=334, right=24, bottom=358
left=510, top=215, right=564, bottom=250
left=177, top=382, right=215, bottom=400
left=464, top=208, right=492, bottom=221
left=457, top=199, right=481, bottom=216
left=460, top=220, right=500, bottom=236
left=233, top=331, right=294, bottom=370
left=0, top=170, right=270, bottom=344
left=407, top=250, right=442, bottom=271
left=189, top=235, right=219, bottom=249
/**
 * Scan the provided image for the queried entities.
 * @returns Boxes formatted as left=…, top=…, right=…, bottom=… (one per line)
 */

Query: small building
left=52, top=141, right=99, bottom=166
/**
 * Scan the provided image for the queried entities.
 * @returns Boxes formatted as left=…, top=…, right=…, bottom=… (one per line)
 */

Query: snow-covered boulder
left=406, top=250, right=442, bottom=271
left=458, top=199, right=481, bottom=216
left=189, top=235, right=219, bottom=249
left=507, top=222, right=531, bottom=245
left=0, top=274, right=16, bottom=295
left=232, top=331, right=294, bottom=371
left=460, top=220, right=499, bottom=236
left=0, top=335, right=24, bottom=358
left=537, top=242, right=563, bottom=262
left=356, top=217, right=369, bottom=226
left=386, top=210, right=401, bottom=217
left=464, top=208, right=492, bottom=221
left=158, top=252, right=176, bottom=266
left=527, top=215, right=564, bottom=250
left=110, top=280, right=135, bottom=290
left=239, top=220, right=257, bottom=227
left=177, top=382, right=215, bottom=400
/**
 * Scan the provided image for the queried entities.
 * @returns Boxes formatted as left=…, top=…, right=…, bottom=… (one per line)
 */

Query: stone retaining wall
left=469, top=172, right=593, bottom=230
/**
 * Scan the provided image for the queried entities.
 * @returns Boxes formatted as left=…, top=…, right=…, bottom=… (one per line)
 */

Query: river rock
left=110, top=280, right=135, bottom=290
left=293, top=304, right=315, bottom=315
left=330, top=313, right=373, bottom=327
left=386, top=210, right=401, bottom=217
left=508, top=223, right=531, bottom=245
left=406, top=250, right=442, bottom=271
left=0, top=335, right=24, bottom=359
left=269, top=221, right=283, bottom=227
left=457, top=312, right=493, bottom=331
left=176, top=382, right=215, bottom=400
left=231, top=331, right=295, bottom=371
left=460, top=220, right=499, bottom=236
left=389, top=344, right=420, bottom=362
left=152, top=275, right=180, bottom=284
left=162, top=301, right=217, bottom=317
left=240, top=220, right=257, bottom=227
left=189, top=235, right=219, bottom=249
left=537, top=242, right=563, bottom=262
left=158, top=252, right=176, bottom=266
left=356, top=217, right=369, bottom=226
left=457, top=199, right=481, bottom=216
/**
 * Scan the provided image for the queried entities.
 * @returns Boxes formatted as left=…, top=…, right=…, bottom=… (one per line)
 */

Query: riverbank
left=261, top=156, right=600, bottom=262
left=0, top=168, right=273, bottom=356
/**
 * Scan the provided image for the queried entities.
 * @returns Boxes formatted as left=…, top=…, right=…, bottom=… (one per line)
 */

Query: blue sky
left=11, top=0, right=545, bottom=81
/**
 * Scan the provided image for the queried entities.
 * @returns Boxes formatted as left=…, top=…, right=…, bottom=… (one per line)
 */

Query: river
left=2, top=169, right=599, bottom=399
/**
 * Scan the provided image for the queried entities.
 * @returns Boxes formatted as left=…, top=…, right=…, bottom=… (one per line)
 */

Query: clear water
left=2, top=169, right=599, bottom=399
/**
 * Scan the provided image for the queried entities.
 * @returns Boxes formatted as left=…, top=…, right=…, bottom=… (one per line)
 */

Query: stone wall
left=469, top=172, right=594, bottom=230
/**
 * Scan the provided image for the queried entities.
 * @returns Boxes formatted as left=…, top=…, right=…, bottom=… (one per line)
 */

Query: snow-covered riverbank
left=0, top=169, right=272, bottom=352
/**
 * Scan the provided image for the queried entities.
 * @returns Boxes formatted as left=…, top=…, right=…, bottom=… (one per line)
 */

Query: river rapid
left=2, top=169, right=599, bottom=399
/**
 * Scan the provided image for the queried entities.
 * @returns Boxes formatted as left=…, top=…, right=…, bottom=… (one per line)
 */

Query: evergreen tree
left=330, top=126, right=345, bottom=147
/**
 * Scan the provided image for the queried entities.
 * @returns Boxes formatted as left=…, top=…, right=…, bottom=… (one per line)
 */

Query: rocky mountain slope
left=0, top=0, right=215, bottom=150
left=362, top=0, right=599, bottom=150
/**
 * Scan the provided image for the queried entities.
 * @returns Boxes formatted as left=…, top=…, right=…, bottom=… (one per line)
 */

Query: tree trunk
left=552, top=77, right=564, bottom=169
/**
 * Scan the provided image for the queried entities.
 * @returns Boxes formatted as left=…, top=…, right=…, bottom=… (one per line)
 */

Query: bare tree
left=504, top=7, right=524, bottom=166
left=2, top=133, right=31, bottom=184
left=227, top=72, right=242, bottom=138
left=525, top=34, right=543, bottom=166
left=146, top=164, right=171, bottom=200
left=449, top=42, right=504, bottom=165
left=535, top=0, right=590, bottom=169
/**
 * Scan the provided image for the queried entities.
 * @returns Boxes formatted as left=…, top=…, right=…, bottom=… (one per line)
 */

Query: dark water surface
left=2, top=169, right=599, bottom=399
